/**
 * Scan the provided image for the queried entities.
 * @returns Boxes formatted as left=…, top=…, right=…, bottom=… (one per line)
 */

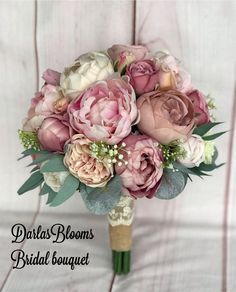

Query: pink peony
left=38, top=116, right=71, bottom=152
left=42, top=69, right=61, bottom=86
left=137, top=89, right=196, bottom=144
left=126, top=60, right=159, bottom=95
left=67, top=78, right=139, bottom=145
left=115, top=135, right=163, bottom=199
left=187, top=89, right=210, bottom=126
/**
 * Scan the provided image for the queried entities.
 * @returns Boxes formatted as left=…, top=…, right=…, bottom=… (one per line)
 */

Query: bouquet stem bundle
left=108, top=195, right=134, bottom=274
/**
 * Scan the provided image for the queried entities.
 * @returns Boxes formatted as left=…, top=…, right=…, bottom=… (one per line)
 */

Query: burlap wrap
left=109, top=224, right=132, bottom=251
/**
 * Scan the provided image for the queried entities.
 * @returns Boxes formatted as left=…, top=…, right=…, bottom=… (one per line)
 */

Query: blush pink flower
left=137, top=89, right=196, bottom=144
left=42, top=69, right=61, bottom=86
left=115, top=135, right=163, bottom=199
left=108, top=44, right=149, bottom=63
left=38, top=116, right=71, bottom=152
left=35, top=85, right=69, bottom=116
left=187, top=89, right=210, bottom=126
left=126, top=60, right=159, bottom=95
left=64, top=134, right=113, bottom=187
left=67, top=78, right=139, bottom=144
left=157, top=54, right=192, bottom=93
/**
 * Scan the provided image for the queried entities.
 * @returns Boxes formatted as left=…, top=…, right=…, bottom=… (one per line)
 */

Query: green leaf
left=18, top=149, right=50, bottom=160
left=155, top=169, right=187, bottom=200
left=40, top=156, right=68, bottom=172
left=198, top=162, right=225, bottom=172
left=193, top=122, right=222, bottom=136
left=27, top=153, right=54, bottom=166
left=203, top=131, right=227, bottom=141
left=39, top=183, right=52, bottom=196
left=49, top=175, right=79, bottom=207
left=17, top=171, right=43, bottom=195
left=80, top=175, right=122, bottom=214
left=190, top=167, right=211, bottom=177
left=30, top=166, right=39, bottom=173
left=172, top=162, right=199, bottom=176
left=46, top=190, right=57, bottom=204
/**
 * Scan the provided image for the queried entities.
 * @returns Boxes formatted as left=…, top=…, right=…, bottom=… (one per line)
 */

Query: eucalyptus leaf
left=80, top=175, right=122, bottom=214
left=172, top=162, right=198, bottom=176
left=27, top=153, right=54, bottom=166
left=40, top=156, right=68, bottom=172
left=193, top=122, right=222, bottom=136
left=155, top=169, right=187, bottom=200
left=203, top=131, right=227, bottom=141
left=50, top=175, right=79, bottom=207
left=39, top=183, right=52, bottom=196
left=18, top=148, right=51, bottom=160
left=46, top=190, right=57, bottom=204
left=17, top=171, right=43, bottom=195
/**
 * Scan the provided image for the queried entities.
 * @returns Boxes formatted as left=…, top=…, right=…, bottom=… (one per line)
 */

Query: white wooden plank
left=36, top=0, right=134, bottom=214
left=0, top=1, right=40, bottom=212
left=128, top=1, right=236, bottom=292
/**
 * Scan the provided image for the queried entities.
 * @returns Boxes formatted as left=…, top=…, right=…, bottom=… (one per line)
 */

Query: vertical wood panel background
left=0, top=0, right=235, bottom=291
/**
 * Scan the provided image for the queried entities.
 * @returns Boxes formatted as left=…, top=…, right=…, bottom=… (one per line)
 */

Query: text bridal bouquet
left=18, top=44, right=225, bottom=274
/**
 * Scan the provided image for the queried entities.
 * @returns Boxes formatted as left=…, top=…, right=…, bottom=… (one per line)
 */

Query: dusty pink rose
left=35, top=85, right=69, bottom=116
left=67, top=78, right=139, bottom=144
left=137, top=90, right=195, bottom=144
left=42, top=69, right=61, bottom=86
left=38, top=116, right=71, bottom=152
left=64, top=134, right=113, bottom=187
left=126, top=60, right=159, bottom=95
left=115, top=135, right=163, bottom=199
left=187, top=89, right=210, bottom=126
left=157, top=54, right=192, bottom=93
left=108, top=44, right=149, bottom=63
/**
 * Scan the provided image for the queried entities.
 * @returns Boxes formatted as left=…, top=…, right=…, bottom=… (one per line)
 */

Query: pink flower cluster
left=22, top=45, right=211, bottom=199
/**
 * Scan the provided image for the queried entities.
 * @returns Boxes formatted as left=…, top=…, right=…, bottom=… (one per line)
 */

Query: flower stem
left=112, top=250, right=131, bottom=274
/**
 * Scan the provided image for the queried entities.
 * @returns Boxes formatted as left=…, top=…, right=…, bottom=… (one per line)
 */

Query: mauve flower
left=42, top=69, right=61, bottom=86
left=126, top=60, right=159, bottom=95
left=178, top=134, right=205, bottom=168
left=60, top=52, right=114, bottom=98
left=137, top=89, right=196, bottom=144
left=64, top=134, right=113, bottom=187
left=115, top=134, right=163, bottom=199
left=38, top=117, right=71, bottom=152
left=187, top=89, right=210, bottom=126
left=67, top=78, right=139, bottom=144
left=108, top=44, right=149, bottom=63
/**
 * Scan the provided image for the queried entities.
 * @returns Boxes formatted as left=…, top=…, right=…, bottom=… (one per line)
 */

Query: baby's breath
left=18, top=130, right=40, bottom=150
left=159, top=140, right=186, bottom=167
left=89, top=141, right=129, bottom=167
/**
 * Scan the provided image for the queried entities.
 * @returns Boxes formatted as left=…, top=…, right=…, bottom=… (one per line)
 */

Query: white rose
left=60, top=51, right=114, bottom=98
left=43, top=171, right=69, bottom=192
left=178, top=134, right=205, bottom=168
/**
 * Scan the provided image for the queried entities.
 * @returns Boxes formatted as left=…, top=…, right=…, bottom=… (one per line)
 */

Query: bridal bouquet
left=18, top=44, right=225, bottom=274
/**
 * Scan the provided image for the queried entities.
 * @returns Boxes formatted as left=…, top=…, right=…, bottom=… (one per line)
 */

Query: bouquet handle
left=108, top=195, right=134, bottom=274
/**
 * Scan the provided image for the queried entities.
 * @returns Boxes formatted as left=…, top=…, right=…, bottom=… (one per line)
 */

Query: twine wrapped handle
left=108, top=195, right=134, bottom=274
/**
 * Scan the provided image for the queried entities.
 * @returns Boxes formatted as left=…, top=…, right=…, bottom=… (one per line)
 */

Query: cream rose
left=178, top=134, right=205, bottom=168
left=64, top=134, right=113, bottom=187
left=60, top=52, right=114, bottom=98
left=43, top=171, right=69, bottom=192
